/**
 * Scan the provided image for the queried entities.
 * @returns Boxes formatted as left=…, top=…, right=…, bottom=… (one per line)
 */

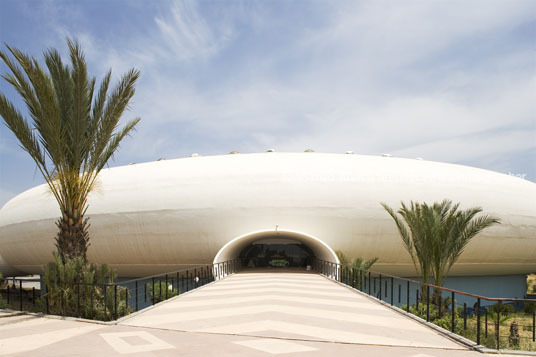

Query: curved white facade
left=0, top=152, right=535, bottom=277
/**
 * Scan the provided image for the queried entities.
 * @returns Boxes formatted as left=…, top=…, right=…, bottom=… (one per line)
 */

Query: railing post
left=90, top=287, right=94, bottom=317
left=77, top=283, right=81, bottom=318
left=6, top=281, right=9, bottom=304
left=368, top=272, right=371, bottom=295
left=416, top=290, right=420, bottom=310
left=135, top=281, right=139, bottom=311
left=426, top=285, right=430, bottom=322
left=159, top=278, right=162, bottom=302
left=61, top=282, right=65, bottom=316
left=451, top=291, right=455, bottom=332
left=152, top=277, right=155, bottom=305
left=379, top=275, right=382, bottom=300
left=496, top=301, right=500, bottom=349
left=19, top=280, right=23, bottom=311
left=438, top=295, right=442, bottom=319
left=476, top=298, right=481, bottom=345
left=125, top=287, right=129, bottom=312
left=165, top=275, right=168, bottom=300
left=532, top=309, right=535, bottom=342
left=398, top=284, right=401, bottom=305
left=463, top=302, right=467, bottom=330
left=485, top=307, right=488, bottom=337
left=114, top=284, right=118, bottom=320
left=103, top=284, right=107, bottom=320
left=177, top=272, right=180, bottom=292
left=390, top=278, right=394, bottom=305
left=32, top=287, right=35, bottom=306
left=406, top=281, right=410, bottom=312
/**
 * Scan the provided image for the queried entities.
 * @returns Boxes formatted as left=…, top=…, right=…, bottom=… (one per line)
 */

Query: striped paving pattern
left=0, top=273, right=517, bottom=356
left=120, top=272, right=467, bottom=350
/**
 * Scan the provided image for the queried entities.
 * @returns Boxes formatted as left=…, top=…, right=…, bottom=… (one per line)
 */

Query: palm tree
left=381, top=200, right=499, bottom=302
left=0, top=39, right=140, bottom=263
left=336, top=250, right=378, bottom=288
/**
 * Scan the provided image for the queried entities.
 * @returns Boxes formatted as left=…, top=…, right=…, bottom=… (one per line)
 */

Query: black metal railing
left=0, top=277, right=42, bottom=312
left=0, top=258, right=241, bottom=321
left=313, top=258, right=536, bottom=352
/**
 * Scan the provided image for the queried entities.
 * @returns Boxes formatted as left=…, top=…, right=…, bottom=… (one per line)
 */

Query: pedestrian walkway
left=0, top=271, right=520, bottom=356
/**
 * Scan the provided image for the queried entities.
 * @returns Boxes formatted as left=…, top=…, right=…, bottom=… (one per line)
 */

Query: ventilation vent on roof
left=229, top=151, right=240, bottom=154
left=382, top=153, right=392, bottom=157
left=157, top=158, right=166, bottom=161
left=345, top=151, right=355, bottom=154
left=191, top=153, right=200, bottom=157
left=304, top=149, right=314, bottom=152
left=266, top=149, right=275, bottom=152
left=415, top=157, right=423, bottom=160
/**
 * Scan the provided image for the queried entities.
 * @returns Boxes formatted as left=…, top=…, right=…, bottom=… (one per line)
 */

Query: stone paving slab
left=121, top=272, right=467, bottom=350
left=0, top=272, right=524, bottom=356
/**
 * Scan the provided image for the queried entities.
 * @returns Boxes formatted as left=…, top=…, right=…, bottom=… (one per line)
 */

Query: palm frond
left=0, top=39, right=141, bottom=262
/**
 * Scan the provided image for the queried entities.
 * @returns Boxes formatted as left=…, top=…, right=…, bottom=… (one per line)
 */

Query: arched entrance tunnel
left=213, top=229, right=339, bottom=270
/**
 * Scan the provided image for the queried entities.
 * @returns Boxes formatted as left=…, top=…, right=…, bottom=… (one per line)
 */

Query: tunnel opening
left=213, top=229, right=339, bottom=271
left=239, top=237, right=315, bottom=268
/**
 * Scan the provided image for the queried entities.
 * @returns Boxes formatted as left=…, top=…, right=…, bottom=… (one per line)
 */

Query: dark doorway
left=239, top=238, right=315, bottom=268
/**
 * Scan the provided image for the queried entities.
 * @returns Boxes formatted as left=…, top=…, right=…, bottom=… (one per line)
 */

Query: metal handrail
left=121, top=264, right=211, bottom=285
left=314, top=258, right=536, bottom=302
left=313, top=258, right=536, bottom=350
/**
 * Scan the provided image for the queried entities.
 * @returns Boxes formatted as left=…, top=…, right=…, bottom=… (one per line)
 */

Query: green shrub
left=147, top=281, right=179, bottom=303
left=489, top=302, right=515, bottom=315
left=524, top=301, right=536, bottom=314
left=269, top=259, right=289, bottom=267
left=42, top=252, right=129, bottom=320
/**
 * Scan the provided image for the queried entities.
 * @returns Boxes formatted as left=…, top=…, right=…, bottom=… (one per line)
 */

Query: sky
left=0, top=0, right=535, bottom=207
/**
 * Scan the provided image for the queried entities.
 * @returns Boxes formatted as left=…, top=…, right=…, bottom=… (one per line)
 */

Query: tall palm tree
left=381, top=200, right=499, bottom=301
left=0, top=39, right=140, bottom=263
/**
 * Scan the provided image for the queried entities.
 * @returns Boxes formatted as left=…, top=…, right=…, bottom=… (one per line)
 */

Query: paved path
left=0, top=272, right=519, bottom=356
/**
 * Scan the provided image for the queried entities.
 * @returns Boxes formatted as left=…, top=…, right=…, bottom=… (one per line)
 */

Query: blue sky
left=0, top=0, right=535, bottom=207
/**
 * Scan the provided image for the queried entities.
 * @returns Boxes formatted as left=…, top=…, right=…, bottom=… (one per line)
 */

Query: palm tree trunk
left=55, top=209, right=90, bottom=262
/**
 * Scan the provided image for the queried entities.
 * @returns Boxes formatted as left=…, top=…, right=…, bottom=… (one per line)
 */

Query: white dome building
left=1, top=152, right=535, bottom=297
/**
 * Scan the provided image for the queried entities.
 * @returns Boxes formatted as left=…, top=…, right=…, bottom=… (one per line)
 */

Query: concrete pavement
left=0, top=271, right=518, bottom=356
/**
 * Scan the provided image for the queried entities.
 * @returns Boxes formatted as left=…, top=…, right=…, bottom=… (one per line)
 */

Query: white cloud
left=2, top=0, right=535, bottom=196
left=151, top=0, right=234, bottom=63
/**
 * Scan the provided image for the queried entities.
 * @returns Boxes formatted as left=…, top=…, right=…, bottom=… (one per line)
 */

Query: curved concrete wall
left=0, top=152, right=535, bottom=277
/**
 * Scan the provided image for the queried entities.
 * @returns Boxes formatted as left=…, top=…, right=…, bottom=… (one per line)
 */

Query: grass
left=405, top=304, right=535, bottom=352
left=458, top=312, right=536, bottom=351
